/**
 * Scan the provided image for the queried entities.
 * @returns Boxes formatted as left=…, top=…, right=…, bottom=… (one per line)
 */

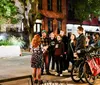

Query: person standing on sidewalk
left=67, top=34, right=76, bottom=69
left=54, top=35, right=64, bottom=76
left=74, top=26, right=86, bottom=58
left=31, top=34, right=43, bottom=84
left=60, top=30, right=68, bottom=72
left=48, top=32, right=56, bottom=71
left=41, top=30, right=51, bottom=75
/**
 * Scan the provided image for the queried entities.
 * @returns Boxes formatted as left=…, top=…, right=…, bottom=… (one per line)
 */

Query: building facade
left=37, top=0, right=67, bottom=34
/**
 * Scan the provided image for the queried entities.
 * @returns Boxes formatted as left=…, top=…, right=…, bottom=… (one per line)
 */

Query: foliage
left=18, top=0, right=42, bottom=41
left=0, top=40, right=13, bottom=46
left=71, top=0, right=100, bottom=22
left=0, top=0, right=18, bottom=24
left=0, top=36, right=25, bottom=48
left=8, top=36, right=25, bottom=48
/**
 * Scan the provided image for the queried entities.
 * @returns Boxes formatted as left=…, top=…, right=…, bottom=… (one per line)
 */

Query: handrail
left=0, top=75, right=33, bottom=85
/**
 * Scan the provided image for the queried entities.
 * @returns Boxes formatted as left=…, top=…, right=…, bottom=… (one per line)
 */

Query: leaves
left=0, top=0, right=18, bottom=24
left=0, top=36, right=25, bottom=48
left=0, top=17, right=7, bottom=25
left=72, top=0, right=100, bottom=22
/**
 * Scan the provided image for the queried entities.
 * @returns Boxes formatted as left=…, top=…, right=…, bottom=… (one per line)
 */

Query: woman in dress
left=31, top=34, right=43, bottom=84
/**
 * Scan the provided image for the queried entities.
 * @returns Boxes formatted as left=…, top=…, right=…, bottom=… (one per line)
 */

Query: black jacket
left=48, top=38, right=56, bottom=52
left=75, top=33, right=86, bottom=51
left=54, top=41, right=64, bottom=56
left=62, top=35, right=68, bottom=52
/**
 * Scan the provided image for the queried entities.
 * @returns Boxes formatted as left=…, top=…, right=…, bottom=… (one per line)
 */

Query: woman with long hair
left=67, top=34, right=77, bottom=70
left=31, top=34, right=43, bottom=84
left=54, top=35, right=64, bottom=76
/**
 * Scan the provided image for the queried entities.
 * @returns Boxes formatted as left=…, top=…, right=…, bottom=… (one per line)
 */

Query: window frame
left=47, top=0, right=53, bottom=11
left=48, top=18, right=53, bottom=34
left=38, top=0, right=42, bottom=10
left=57, top=19, right=62, bottom=34
left=57, top=0, right=62, bottom=12
left=33, top=23, right=42, bottom=34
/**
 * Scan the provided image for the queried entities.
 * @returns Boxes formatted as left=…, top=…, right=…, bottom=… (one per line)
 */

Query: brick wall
left=39, top=0, right=67, bottom=34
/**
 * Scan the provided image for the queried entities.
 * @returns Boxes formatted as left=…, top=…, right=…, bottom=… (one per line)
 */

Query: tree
left=18, top=0, right=43, bottom=41
left=70, top=0, right=100, bottom=23
left=0, top=0, right=18, bottom=24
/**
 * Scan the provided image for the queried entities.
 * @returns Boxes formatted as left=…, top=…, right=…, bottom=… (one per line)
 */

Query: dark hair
left=93, top=33, right=100, bottom=40
left=77, top=26, right=84, bottom=32
left=71, top=34, right=77, bottom=46
left=86, top=36, right=91, bottom=40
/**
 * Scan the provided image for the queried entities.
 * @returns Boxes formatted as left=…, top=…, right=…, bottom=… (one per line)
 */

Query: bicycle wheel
left=79, top=61, right=86, bottom=83
left=71, top=63, right=80, bottom=82
left=84, top=62, right=96, bottom=85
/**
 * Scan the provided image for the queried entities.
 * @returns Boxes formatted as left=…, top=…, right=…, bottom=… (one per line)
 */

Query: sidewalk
left=0, top=51, right=100, bottom=85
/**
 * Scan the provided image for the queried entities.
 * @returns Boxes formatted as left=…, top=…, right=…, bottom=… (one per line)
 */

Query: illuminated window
left=34, top=23, right=42, bottom=34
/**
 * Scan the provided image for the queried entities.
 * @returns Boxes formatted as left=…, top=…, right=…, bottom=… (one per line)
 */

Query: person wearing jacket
left=67, top=34, right=76, bottom=69
left=41, top=30, right=51, bottom=75
left=54, top=35, right=64, bottom=76
left=74, top=26, right=86, bottom=58
left=60, top=30, right=68, bottom=72
left=48, top=32, right=56, bottom=71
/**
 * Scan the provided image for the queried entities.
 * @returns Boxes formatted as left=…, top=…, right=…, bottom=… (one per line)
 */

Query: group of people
left=30, top=26, right=100, bottom=84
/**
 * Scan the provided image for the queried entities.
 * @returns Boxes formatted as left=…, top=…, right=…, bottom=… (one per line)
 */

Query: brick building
left=36, top=0, right=67, bottom=34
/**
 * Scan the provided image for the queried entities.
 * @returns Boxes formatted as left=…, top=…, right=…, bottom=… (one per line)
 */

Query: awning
left=39, top=10, right=65, bottom=19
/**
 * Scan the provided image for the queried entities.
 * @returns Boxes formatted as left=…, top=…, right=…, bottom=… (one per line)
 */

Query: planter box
left=0, top=46, right=21, bottom=58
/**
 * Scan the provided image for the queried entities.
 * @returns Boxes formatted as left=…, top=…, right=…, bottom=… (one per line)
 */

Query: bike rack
left=0, top=75, right=33, bottom=85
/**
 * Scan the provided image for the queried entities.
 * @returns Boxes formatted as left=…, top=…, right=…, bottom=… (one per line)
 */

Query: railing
left=0, top=75, right=33, bottom=85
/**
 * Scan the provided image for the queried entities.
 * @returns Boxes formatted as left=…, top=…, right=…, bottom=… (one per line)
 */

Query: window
left=68, top=0, right=75, bottom=20
left=57, top=0, right=62, bottom=12
left=48, top=19, right=53, bottom=33
left=34, top=23, right=42, bottom=34
left=57, top=20, right=62, bottom=34
left=38, top=0, right=42, bottom=9
left=48, top=0, right=52, bottom=10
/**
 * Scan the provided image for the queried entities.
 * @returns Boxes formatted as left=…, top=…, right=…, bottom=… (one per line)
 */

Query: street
left=0, top=52, right=99, bottom=85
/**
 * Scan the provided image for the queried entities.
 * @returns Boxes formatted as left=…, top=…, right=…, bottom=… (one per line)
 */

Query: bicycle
left=83, top=52, right=100, bottom=85
left=71, top=50, right=86, bottom=83
left=71, top=46, right=100, bottom=84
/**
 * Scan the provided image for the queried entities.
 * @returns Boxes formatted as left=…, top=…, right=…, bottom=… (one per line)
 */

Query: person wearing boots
left=41, top=30, right=51, bottom=75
